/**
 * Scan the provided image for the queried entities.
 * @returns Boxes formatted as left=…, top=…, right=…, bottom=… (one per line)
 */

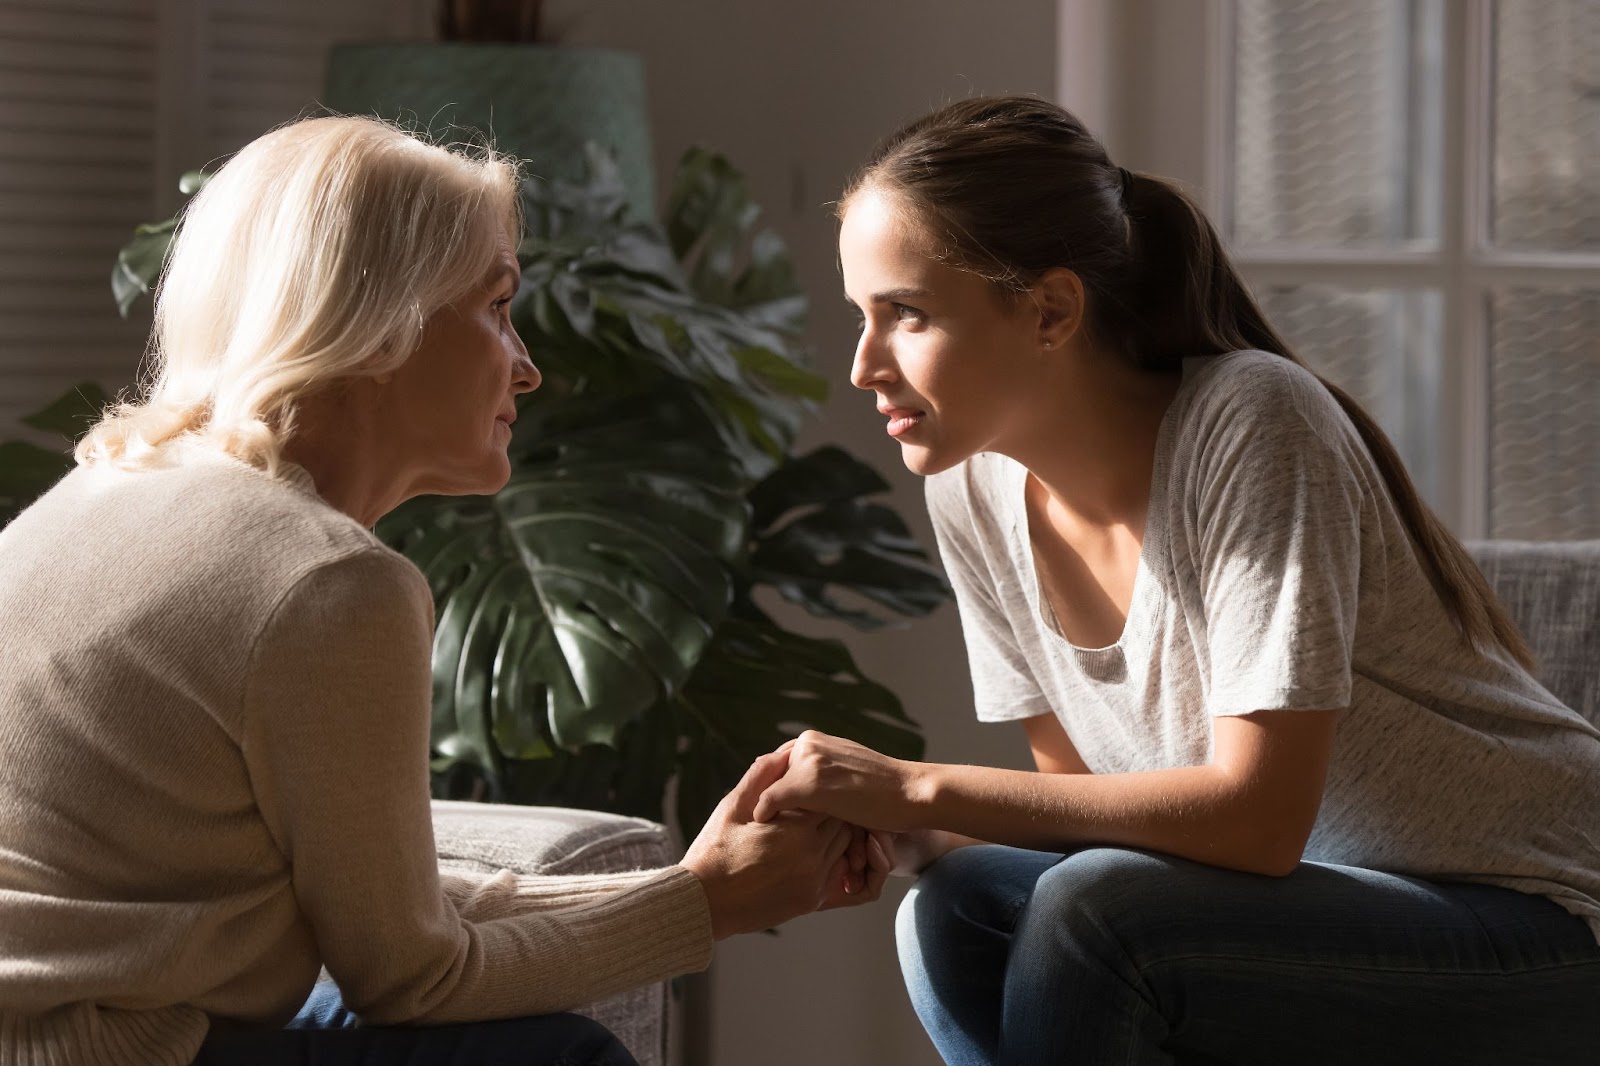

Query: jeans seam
left=1143, top=952, right=1600, bottom=978
left=1456, top=893, right=1508, bottom=972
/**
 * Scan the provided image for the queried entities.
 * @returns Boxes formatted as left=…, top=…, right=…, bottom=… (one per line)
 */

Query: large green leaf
left=377, top=393, right=750, bottom=788
left=0, top=383, right=113, bottom=529
left=747, top=447, right=952, bottom=629
left=111, top=220, right=175, bottom=318
left=481, top=615, right=924, bottom=842
left=110, top=172, right=205, bottom=318
left=0, top=441, right=72, bottom=527
left=20, top=382, right=109, bottom=439
left=672, top=617, right=923, bottom=839
left=511, top=157, right=824, bottom=480
left=664, top=147, right=807, bottom=335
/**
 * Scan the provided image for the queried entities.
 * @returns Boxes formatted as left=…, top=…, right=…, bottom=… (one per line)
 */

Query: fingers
left=752, top=738, right=801, bottom=823
left=824, top=851, right=852, bottom=905
left=867, top=832, right=891, bottom=875
left=751, top=775, right=800, bottom=825
left=823, top=818, right=854, bottom=870
left=821, top=826, right=892, bottom=910
left=848, top=827, right=868, bottom=886
left=863, top=833, right=891, bottom=898
left=754, top=732, right=835, bottom=823
left=728, top=749, right=791, bottom=821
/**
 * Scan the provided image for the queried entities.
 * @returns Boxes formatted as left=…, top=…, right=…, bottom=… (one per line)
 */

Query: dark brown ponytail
left=843, top=95, right=1534, bottom=670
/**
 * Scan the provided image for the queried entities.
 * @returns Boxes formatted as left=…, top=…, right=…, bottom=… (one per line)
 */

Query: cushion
left=429, top=800, right=676, bottom=1066
left=431, top=800, right=673, bottom=876
left=1469, top=540, right=1600, bottom=727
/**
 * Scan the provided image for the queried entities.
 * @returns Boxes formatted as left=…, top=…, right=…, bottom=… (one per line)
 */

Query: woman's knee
left=897, top=845, right=1056, bottom=957
left=1022, top=847, right=1179, bottom=941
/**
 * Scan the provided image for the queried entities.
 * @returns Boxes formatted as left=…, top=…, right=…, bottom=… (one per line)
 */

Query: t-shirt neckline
left=1007, top=355, right=1217, bottom=663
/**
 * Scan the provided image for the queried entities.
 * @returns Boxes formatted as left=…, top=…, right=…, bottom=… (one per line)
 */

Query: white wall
left=553, top=3, right=1056, bottom=1063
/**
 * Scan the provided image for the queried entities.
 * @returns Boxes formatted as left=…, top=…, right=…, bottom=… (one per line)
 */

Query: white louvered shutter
left=0, top=0, right=426, bottom=442
left=0, top=0, right=160, bottom=436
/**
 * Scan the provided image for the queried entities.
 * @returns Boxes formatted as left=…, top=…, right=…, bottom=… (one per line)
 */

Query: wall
left=552, top=2, right=1056, bottom=1063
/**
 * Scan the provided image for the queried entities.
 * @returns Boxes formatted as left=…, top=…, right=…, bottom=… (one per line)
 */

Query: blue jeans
left=897, top=845, right=1600, bottom=1065
left=192, top=979, right=638, bottom=1066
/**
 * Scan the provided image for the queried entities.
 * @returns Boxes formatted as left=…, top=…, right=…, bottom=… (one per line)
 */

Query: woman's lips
left=879, top=405, right=926, bottom=438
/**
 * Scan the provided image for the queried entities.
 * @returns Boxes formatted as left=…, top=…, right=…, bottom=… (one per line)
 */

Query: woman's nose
left=511, top=335, right=541, bottom=394
left=849, top=326, right=896, bottom=392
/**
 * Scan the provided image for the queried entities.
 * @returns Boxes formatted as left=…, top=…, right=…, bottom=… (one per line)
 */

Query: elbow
left=1235, top=820, right=1313, bottom=878
left=1245, top=849, right=1303, bottom=879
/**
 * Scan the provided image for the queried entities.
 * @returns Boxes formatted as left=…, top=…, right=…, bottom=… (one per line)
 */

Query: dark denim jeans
left=192, top=980, right=638, bottom=1066
left=897, top=845, right=1600, bottom=1066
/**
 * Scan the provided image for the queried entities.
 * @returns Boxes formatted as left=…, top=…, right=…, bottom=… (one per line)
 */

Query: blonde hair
left=79, top=115, right=520, bottom=475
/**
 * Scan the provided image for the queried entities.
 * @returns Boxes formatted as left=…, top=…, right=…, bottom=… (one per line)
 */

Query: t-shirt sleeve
left=239, top=547, right=711, bottom=1025
left=1190, top=361, right=1368, bottom=716
left=926, top=467, right=1054, bottom=724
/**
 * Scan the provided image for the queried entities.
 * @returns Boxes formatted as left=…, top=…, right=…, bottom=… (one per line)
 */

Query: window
left=1218, top=0, right=1598, bottom=540
left=0, top=0, right=426, bottom=440
left=1078, top=0, right=1598, bottom=539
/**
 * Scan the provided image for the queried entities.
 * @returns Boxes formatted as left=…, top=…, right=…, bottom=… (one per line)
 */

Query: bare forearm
left=899, top=828, right=987, bottom=875
left=911, top=762, right=1309, bottom=876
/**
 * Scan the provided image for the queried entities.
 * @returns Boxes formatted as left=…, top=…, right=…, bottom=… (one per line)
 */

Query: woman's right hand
left=877, top=827, right=969, bottom=877
left=680, top=751, right=857, bottom=940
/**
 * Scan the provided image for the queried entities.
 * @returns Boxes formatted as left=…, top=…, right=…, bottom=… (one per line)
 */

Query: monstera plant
left=8, top=146, right=948, bottom=840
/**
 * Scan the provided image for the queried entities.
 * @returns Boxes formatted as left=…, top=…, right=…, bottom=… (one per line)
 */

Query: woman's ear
left=1032, top=268, right=1086, bottom=350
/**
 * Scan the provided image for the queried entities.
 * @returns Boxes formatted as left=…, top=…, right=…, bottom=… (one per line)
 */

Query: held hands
left=751, top=732, right=961, bottom=881
left=680, top=749, right=892, bottom=939
left=752, top=730, right=927, bottom=833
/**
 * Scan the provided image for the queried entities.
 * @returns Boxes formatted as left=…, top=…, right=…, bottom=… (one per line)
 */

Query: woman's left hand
left=751, top=730, right=926, bottom=832
left=816, top=827, right=895, bottom=911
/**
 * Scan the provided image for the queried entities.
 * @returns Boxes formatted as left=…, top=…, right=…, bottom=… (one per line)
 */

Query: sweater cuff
left=510, top=865, right=713, bottom=997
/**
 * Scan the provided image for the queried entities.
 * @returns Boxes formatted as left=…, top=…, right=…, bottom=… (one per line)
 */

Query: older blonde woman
left=0, top=117, right=888, bottom=1066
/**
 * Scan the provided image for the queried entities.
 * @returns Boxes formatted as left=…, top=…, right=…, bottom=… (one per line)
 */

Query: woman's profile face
left=380, top=231, right=540, bottom=496
left=839, top=187, right=1040, bottom=477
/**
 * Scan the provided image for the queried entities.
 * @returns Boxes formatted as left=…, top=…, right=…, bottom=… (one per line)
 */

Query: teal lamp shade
left=324, top=44, right=655, bottom=219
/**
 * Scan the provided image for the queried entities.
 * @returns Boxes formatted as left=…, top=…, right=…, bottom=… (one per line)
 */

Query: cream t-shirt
left=927, top=349, right=1600, bottom=939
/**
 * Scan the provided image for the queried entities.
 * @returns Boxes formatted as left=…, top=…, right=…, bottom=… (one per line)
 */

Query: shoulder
left=261, top=544, right=432, bottom=643
left=1183, top=349, right=1352, bottom=444
left=177, top=453, right=384, bottom=560
left=1173, top=350, right=1370, bottom=490
left=93, top=450, right=426, bottom=623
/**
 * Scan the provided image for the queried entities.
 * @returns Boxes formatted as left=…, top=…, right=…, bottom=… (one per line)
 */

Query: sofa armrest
left=430, top=800, right=677, bottom=1066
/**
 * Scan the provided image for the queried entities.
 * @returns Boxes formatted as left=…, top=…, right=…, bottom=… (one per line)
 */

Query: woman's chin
left=899, top=442, right=962, bottom=479
left=418, top=454, right=512, bottom=498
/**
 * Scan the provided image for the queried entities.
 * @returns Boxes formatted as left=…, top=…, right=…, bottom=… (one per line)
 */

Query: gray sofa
left=424, top=539, right=1600, bottom=1064
left=428, top=802, right=683, bottom=1065
left=1468, top=540, right=1599, bottom=722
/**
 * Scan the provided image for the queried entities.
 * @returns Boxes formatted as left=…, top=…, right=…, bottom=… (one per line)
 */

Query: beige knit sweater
left=0, top=448, right=713, bottom=1066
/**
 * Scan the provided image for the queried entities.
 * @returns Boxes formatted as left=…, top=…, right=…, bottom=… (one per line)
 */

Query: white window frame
left=1061, top=0, right=1600, bottom=538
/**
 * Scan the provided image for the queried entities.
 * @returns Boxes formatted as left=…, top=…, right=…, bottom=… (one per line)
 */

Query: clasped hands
left=680, top=731, right=942, bottom=940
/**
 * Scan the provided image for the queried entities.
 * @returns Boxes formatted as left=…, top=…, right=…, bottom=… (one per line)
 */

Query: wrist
left=676, top=860, right=731, bottom=941
left=900, top=760, right=945, bottom=829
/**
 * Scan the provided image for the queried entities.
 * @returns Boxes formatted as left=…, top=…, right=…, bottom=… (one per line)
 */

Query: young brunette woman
left=754, top=96, right=1600, bottom=1065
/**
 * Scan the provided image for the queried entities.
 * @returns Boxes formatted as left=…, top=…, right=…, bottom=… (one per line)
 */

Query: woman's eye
left=893, top=303, right=926, bottom=324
